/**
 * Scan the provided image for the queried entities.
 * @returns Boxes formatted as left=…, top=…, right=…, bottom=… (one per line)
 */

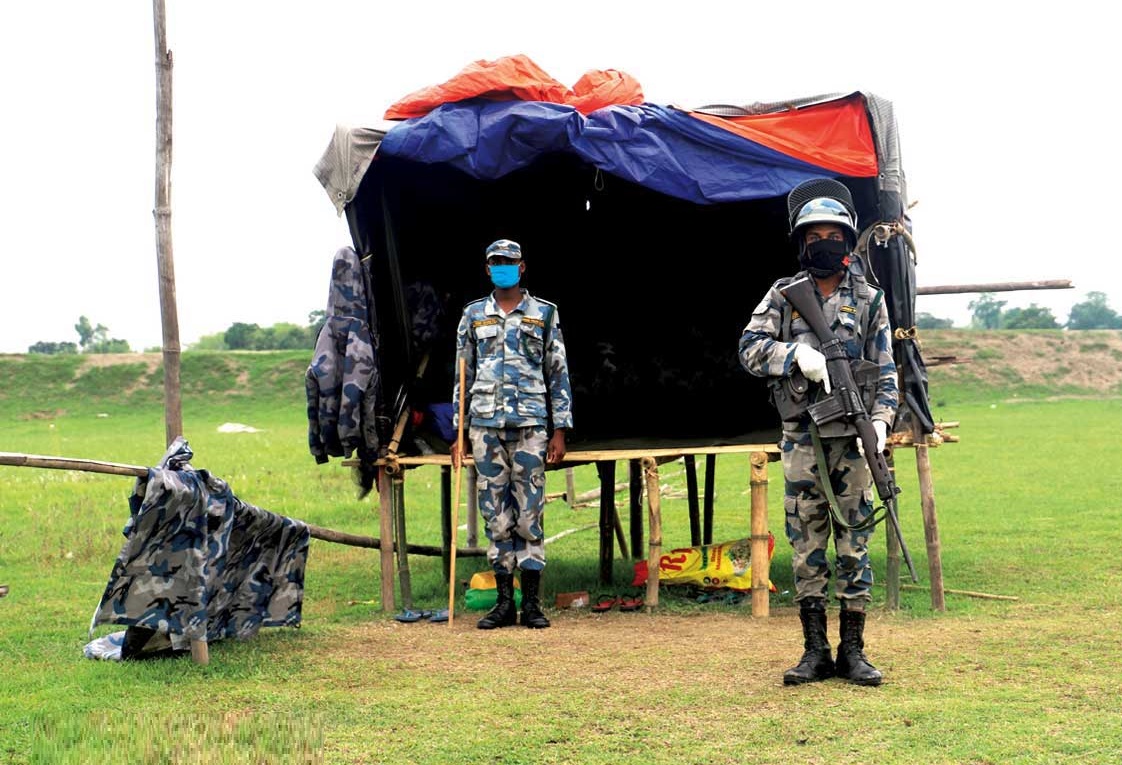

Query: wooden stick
left=878, top=582, right=1018, bottom=601
left=916, top=279, right=1072, bottom=295
left=448, top=356, right=467, bottom=628
left=642, top=456, right=662, bottom=611
left=152, top=0, right=184, bottom=452
left=913, top=418, right=946, bottom=611
left=749, top=451, right=770, bottom=618
left=0, top=451, right=487, bottom=558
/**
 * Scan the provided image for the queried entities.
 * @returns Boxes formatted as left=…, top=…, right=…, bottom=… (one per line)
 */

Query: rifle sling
left=808, top=422, right=885, bottom=533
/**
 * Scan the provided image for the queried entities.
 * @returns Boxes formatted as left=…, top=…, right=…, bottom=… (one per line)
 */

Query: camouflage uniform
left=306, top=246, right=381, bottom=464
left=739, top=268, right=898, bottom=607
left=454, top=291, right=573, bottom=573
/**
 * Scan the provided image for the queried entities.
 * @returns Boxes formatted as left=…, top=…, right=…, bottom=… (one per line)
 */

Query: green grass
left=2, top=352, right=1121, bottom=763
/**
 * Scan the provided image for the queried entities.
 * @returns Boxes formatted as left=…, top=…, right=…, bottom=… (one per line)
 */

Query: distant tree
left=74, top=316, right=130, bottom=353
left=1002, top=304, right=1059, bottom=330
left=189, top=332, right=228, bottom=351
left=915, top=312, right=954, bottom=330
left=269, top=322, right=313, bottom=350
left=225, top=322, right=261, bottom=350
left=308, top=309, right=326, bottom=339
left=1066, top=291, right=1122, bottom=330
left=74, top=316, right=95, bottom=350
left=968, top=293, right=1006, bottom=329
left=28, top=341, right=78, bottom=355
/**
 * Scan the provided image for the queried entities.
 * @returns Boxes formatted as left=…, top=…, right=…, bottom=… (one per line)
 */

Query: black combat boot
left=783, top=599, right=835, bottom=685
left=477, top=572, right=517, bottom=629
left=519, top=569, right=550, bottom=629
left=836, top=608, right=883, bottom=686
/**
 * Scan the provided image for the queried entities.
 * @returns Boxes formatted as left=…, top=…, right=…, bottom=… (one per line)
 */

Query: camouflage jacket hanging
left=306, top=246, right=382, bottom=462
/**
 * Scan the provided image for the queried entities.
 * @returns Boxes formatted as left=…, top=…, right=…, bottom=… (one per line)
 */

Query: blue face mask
left=489, top=264, right=521, bottom=289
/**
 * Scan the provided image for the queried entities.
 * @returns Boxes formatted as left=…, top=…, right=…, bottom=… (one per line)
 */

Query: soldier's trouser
left=781, top=431, right=875, bottom=608
left=470, top=425, right=549, bottom=574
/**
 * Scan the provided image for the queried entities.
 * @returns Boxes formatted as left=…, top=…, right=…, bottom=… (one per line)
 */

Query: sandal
left=393, top=609, right=433, bottom=623
left=591, top=593, right=619, bottom=613
left=618, top=589, right=645, bottom=612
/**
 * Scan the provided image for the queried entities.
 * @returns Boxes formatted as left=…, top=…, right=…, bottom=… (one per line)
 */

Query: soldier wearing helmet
left=451, top=238, right=573, bottom=630
left=738, top=178, right=899, bottom=686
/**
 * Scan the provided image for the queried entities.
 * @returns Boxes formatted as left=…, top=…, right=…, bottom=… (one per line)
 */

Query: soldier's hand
left=794, top=344, right=831, bottom=394
left=546, top=430, right=567, bottom=465
left=873, top=420, right=888, bottom=454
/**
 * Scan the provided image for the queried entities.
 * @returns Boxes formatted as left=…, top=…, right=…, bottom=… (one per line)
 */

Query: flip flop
left=618, top=590, right=644, bottom=612
left=591, top=593, right=619, bottom=613
left=393, top=609, right=432, bottom=623
left=428, top=609, right=449, bottom=623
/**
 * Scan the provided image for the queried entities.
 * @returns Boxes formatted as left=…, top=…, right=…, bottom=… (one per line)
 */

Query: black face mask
left=799, top=239, right=850, bottom=277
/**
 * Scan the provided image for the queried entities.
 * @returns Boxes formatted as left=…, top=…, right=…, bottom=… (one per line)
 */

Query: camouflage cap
left=485, top=239, right=522, bottom=261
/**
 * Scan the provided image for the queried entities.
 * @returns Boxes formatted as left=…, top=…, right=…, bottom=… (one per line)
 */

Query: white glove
left=874, top=420, right=888, bottom=454
left=793, top=344, right=831, bottom=394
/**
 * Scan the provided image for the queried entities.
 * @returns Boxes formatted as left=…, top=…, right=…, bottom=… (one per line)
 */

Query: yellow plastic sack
left=656, top=535, right=776, bottom=592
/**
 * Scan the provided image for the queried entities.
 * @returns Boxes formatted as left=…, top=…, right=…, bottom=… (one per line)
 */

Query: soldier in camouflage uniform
left=451, top=239, right=573, bottom=630
left=739, top=179, right=898, bottom=686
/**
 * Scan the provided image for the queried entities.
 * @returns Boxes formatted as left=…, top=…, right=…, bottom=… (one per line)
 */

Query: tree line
left=26, top=312, right=327, bottom=355
left=917, top=291, right=1122, bottom=331
left=25, top=294, right=1122, bottom=355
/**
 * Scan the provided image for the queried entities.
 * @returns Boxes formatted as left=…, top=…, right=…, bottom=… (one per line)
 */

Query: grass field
left=1, top=348, right=1121, bottom=763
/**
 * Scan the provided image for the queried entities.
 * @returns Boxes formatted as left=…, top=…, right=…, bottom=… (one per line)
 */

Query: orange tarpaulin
left=385, top=54, right=644, bottom=120
left=692, top=96, right=879, bottom=178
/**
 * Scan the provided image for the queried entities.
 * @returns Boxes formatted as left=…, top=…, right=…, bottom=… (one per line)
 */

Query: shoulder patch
left=840, top=305, right=857, bottom=314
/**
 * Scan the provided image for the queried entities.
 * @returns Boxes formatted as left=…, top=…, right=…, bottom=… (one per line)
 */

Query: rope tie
left=894, top=325, right=919, bottom=341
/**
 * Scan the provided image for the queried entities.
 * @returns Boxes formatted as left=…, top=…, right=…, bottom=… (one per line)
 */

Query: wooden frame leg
left=685, top=455, right=701, bottom=546
left=749, top=451, right=770, bottom=618
left=703, top=454, right=716, bottom=545
left=597, top=460, right=616, bottom=586
left=190, top=639, right=209, bottom=665
left=392, top=472, right=413, bottom=610
left=642, top=456, right=662, bottom=610
left=377, top=466, right=395, bottom=613
left=629, top=459, right=643, bottom=558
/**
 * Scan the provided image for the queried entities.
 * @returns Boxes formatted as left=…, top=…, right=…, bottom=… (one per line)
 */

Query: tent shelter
left=314, top=55, right=933, bottom=454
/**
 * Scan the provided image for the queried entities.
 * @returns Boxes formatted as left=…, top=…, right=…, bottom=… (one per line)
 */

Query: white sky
left=1, top=1, right=1118, bottom=353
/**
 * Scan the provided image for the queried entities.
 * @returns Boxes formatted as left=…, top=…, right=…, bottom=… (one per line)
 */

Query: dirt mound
left=920, top=329, right=1122, bottom=397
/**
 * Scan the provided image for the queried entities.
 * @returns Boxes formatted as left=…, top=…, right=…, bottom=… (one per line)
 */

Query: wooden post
left=596, top=460, right=616, bottom=585
left=684, top=455, right=701, bottom=546
left=913, top=420, right=946, bottom=611
left=703, top=454, right=716, bottom=545
left=392, top=472, right=412, bottom=609
left=465, top=465, right=478, bottom=547
left=377, top=466, right=395, bottom=613
left=641, top=456, right=662, bottom=610
left=153, top=0, right=194, bottom=663
left=749, top=451, right=770, bottom=618
left=565, top=467, right=576, bottom=508
left=884, top=447, right=901, bottom=610
left=152, top=0, right=182, bottom=449
left=440, top=465, right=452, bottom=580
left=629, top=459, right=643, bottom=558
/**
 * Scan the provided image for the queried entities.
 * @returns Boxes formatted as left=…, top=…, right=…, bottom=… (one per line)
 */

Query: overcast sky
left=1, top=1, right=1117, bottom=354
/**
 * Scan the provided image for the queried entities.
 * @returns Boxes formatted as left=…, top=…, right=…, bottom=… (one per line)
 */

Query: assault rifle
left=780, top=276, right=919, bottom=583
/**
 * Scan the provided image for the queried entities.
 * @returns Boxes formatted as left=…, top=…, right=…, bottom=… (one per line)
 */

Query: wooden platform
left=344, top=442, right=782, bottom=618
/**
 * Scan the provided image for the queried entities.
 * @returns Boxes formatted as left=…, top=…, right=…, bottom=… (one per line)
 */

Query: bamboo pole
left=447, top=356, right=466, bottom=628
left=152, top=0, right=183, bottom=451
left=376, top=466, right=395, bottom=613
left=642, top=456, right=662, bottom=610
left=884, top=447, right=901, bottom=610
left=391, top=472, right=412, bottom=609
left=913, top=418, right=946, bottom=611
left=749, top=451, right=770, bottom=618
left=916, top=279, right=1072, bottom=295
left=0, top=452, right=485, bottom=557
